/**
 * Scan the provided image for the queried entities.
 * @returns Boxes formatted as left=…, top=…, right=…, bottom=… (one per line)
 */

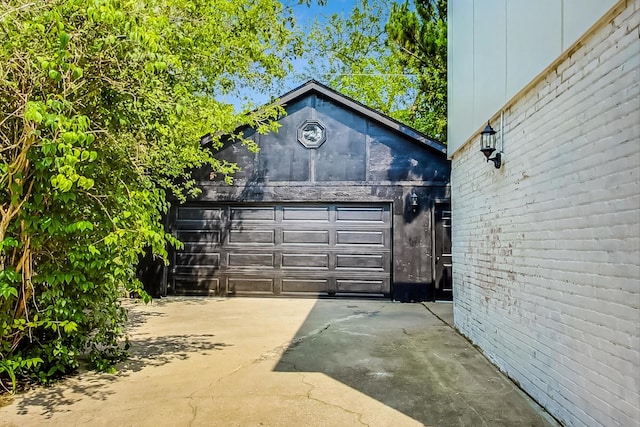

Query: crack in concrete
left=216, top=363, right=247, bottom=384
left=299, top=373, right=370, bottom=427
left=287, top=323, right=331, bottom=349
left=186, top=393, right=198, bottom=427
left=420, top=303, right=451, bottom=327
left=184, top=382, right=221, bottom=426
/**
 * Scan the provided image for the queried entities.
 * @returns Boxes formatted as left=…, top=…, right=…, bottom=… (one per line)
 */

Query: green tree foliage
left=302, top=0, right=447, bottom=142
left=0, top=0, right=299, bottom=390
left=386, top=0, right=447, bottom=142
left=302, top=0, right=418, bottom=129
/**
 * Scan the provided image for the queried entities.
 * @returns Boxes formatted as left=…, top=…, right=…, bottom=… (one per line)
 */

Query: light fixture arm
left=487, top=152, right=501, bottom=169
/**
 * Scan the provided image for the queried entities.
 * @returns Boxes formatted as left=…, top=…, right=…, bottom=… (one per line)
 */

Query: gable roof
left=274, top=79, right=446, bottom=155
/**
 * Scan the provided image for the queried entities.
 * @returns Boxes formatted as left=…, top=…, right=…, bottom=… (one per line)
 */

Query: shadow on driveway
left=2, top=298, right=557, bottom=426
left=274, top=300, right=556, bottom=427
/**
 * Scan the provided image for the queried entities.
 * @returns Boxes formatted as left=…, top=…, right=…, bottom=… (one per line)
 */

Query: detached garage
left=159, top=80, right=450, bottom=300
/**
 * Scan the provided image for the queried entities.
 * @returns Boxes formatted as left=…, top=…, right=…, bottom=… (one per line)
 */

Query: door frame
left=431, top=199, right=452, bottom=301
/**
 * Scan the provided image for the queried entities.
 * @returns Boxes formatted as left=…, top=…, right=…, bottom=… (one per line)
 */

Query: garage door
left=170, top=204, right=391, bottom=296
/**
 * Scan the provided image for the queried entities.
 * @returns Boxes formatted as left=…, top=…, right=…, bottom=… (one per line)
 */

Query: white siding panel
left=448, top=0, right=475, bottom=154
left=473, top=0, right=506, bottom=127
left=506, top=0, right=562, bottom=97
left=563, top=0, right=620, bottom=49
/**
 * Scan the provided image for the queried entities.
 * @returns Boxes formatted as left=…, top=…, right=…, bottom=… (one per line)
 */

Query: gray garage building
left=157, top=81, right=450, bottom=300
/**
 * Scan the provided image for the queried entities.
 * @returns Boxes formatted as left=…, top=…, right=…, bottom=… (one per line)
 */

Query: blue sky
left=293, top=0, right=355, bottom=24
left=226, top=0, right=360, bottom=110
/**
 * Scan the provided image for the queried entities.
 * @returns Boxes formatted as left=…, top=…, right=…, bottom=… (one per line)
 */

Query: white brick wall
left=451, top=1, right=640, bottom=425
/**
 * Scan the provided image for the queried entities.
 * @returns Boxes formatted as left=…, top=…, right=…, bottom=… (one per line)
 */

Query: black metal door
left=434, top=202, right=452, bottom=300
left=169, top=203, right=392, bottom=297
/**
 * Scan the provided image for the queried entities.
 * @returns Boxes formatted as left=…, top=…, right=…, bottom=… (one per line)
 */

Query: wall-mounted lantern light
left=410, top=191, right=419, bottom=212
left=480, top=122, right=502, bottom=169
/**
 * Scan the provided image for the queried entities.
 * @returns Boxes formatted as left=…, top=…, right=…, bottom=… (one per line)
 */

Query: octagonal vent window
left=297, top=120, right=326, bottom=149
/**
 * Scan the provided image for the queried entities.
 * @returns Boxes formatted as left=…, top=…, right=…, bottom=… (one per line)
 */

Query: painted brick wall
left=451, top=1, right=639, bottom=425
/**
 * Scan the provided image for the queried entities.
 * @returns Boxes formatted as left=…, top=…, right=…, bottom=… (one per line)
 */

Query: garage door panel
left=337, top=279, right=385, bottom=293
left=228, top=253, right=275, bottom=268
left=175, top=219, right=224, bottom=230
left=336, top=206, right=386, bottom=222
left=177, top=230, right=221, bottom=244
left=175, top=252, right=220, bottom=267
left=336, top=230, right=385, bottom=246
left=231, top=207, right=276, bottom=221
left=228, top=229, right=275, bottom=244
left=228, top=278, right=274, bottom=294
left=173, top=270, right=219, bottom=286
left=283, top=230, right=330, bottom=245
left=177, top=207, right=224, bottom=221
left=282, top=279, right=329, bottom=293
left=174, top=278, right=219, bottom=295
left=181, top=244, right=222, bottom=254
left=282, top=253, right=329, bottom=269
left=337, top=254, right=385, bottom=270
left=282, top=206, right=330, bottom=221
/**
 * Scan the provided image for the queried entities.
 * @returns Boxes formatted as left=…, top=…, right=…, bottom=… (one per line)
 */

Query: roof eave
left=272, top=80, right=447, bottom=155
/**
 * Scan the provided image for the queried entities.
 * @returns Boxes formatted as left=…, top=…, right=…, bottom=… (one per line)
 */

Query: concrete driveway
left=0, top=298, right=557, bottom=426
